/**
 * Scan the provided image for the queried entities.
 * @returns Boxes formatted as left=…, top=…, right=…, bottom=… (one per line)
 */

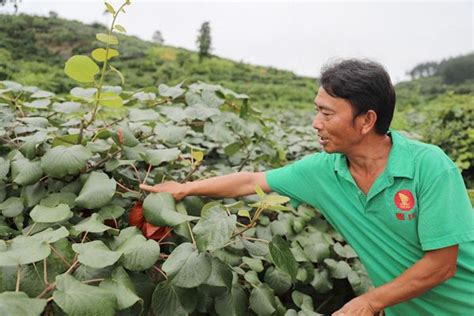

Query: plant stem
left=187, top=222, right=196, bottom=247
left=241, top=236, right=270, bottom=244
left=117, top=181, right=139, bottom=194
left=43, top=258, right=48, bottom=285
left=142, top=164, right=153, bottom=185
left=49, top=245, right=72, bottom=268
left=15, top=265, right=21, bottom=292
left=153, top=265, right=168, bottom=280
left=82, top=278, right=104, bottom=284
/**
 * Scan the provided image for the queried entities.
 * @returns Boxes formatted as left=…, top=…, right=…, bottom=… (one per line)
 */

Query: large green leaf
left=41, top=145, right=92, bottom=178
left=304, top=243, right=330, bottom=263
left=64, top=55, right=100, bottom=83
left=249, top=284, right=277, bottom=315
left=241, top=238, right=269, bottom=257
left=0, top=291, right=47, bottom=316
left=193, top=205, right=236, bottom=252
left=204, top=256, right=233, bottom=290
left=0, top=236, right=50, bottom=266
left=184, top=105, right=219, bottom=121
left=21, top=183, right=46, bottom=207
left=143, top=148, right=181, bottom=166
left=310, top=269, right=333, bottom=293
left=143, top=192, right=198, bottom=226
left=204, top=121, right=235, bottom=143
left=30, top=203, right=72, bottom=223
left=292, top=290, right=314, bottom=311
left=72, top=240, right=122, bottom=268
left=96, top=33, right=119, bottom=45
left=264, top=267, right=292, bottom=295
left=324, top=258, right=352, bottom=279
left=269, top=235, right=298, bottom=281
left=73, top=213, right=115, bottom=233
left=53, top=274, right=117, bottom=316
left=97, top=91, right=123, bottom=108
left=158, top=83, right=185, bottom=99
left=162, top=243, right=212, bottom=288
left=30, top=227, right=69, bottom=244
left=154, top=123, right=188, bottom=144
left=11, top=159, right=43, bottom=186
left=40, top=192, right=77, bottom=208
left=75, top=172, right=116, bottom=209
left=99, top=267, right=141, bottom=310
left=151, top=282, right=188, bottom=316
left=214, top=284, right=248, bottom=316
left=0, top=196, right=23, bottom=217
left=111, top=227, right=161, bottom=271
left=128, top=108, right=159, bottom=122
left=19, top=131, right=48, bottom=159
left=91, top=48, right=119, bottom=62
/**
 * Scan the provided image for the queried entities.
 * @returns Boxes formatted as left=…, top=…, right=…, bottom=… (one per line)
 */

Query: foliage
left=0, top=13, right=316, bottom=110
left=419, top=93, right=474, bottom=186
left=196, top=21, right=212, bottom=62
left=0, top=2, right=374, bottom=314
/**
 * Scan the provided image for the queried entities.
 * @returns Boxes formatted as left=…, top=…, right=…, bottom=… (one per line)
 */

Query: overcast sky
left=2, top=0, right=473, bottom=82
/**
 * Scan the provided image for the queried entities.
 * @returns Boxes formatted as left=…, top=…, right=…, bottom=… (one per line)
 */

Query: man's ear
left=360, top=110, right=377, bottom=135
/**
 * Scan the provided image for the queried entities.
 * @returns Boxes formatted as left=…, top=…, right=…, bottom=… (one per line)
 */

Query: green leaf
left=0, top=157, right=9, bottom=180
left=242, top=257, right=264, bottom=272
left=193, top=205, right=236, bottom=251
left=0, top=197, right=23, bottom=217
left=97, top=204, right=125, bottom=220
left=249, top=284, right=277, bottom=315
left=304, top=243, right=330, bottom=263
left=96, top=33, right=119, bottom=45
left=64, top=55, right=100, bottom=83
left=324, top=258, right=352, bottom=279
left=144, top=148, right=181, bottom=166
left=73, top=213, right=114, bottom=233
left=97, top=91, right=123, bottom=108
left=21, top=183, right=45, bottom=207
left=310, top=269, right=333, bottom=293
left=333, top=243, right=358, bottom=259
left=128, top=108, right=159, bottom=122
left=269, top=235, right=298, bottom=281
left=30, top=203, right=72, bottom=223
left=292, top=290, right=314, bottom=311
left=204, top=121, right=235, bottom=143
left=143, top=192, right=198, bottom=226
left=53, top=274, right=117, bottom=316
left=52, top=134, right=80, bottom=148
left=40, top=192, right=76, bottom=208
left=264, top=267, right=292, bottom=295
left=241, top=238, right=269, bottom=257
left=91, top=48, right=119, bottom=62
left=162, top=243, right=212, bottom=288
left=99, top=267, right=141, bottom=310
left=41, top=145, right=92, bottom=178
left=255, top=184, right=265, bottom=198
left=0, top=236, right=50, bottom=266
left=158, top=82, right=185, bottom=99
left=185, top=105, right=220, bottom=121
left=151, top=282, right=188, bottom=316
left=30, top=227, right=69, bottom=244
left=214, top=284, right=248, bottom=316
left=0, top=291, right=47, bottom=316
left=11, top=159, right=43, bottom=186
left=105, top=2, right=115, bottom=14
left=75, top=172, right=117, bottom=209
left=19, top=131, right=48, bottom=159
left=114, top=24, right=126, bottom=33
left=154, top=123, right=188, bottom=144
left=224, top=142, right=241, bottom=156
left=72, top=240, right=121, bottom=269
left=204, top=256, right=233, bottom=290
left=111, top=227, right=161, bottom=271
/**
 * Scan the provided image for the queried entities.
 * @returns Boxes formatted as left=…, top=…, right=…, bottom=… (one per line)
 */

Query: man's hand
left=332, top=296, right=376, bottom=316
left=140, top=181, right=188, bottom=201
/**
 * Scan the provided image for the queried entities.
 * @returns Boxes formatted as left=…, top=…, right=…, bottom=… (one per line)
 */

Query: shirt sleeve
left=265, top=153, right=321, bottom=208
left=417, top=167, right=474, bottom=251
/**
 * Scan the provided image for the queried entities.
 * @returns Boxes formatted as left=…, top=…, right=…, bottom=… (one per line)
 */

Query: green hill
left=0, top=13, right=316, bottom=109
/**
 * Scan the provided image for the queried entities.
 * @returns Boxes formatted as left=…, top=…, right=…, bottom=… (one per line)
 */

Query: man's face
left=312, top=87, right=363, bottom=154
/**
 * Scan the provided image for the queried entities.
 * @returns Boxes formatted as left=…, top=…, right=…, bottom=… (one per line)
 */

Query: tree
left=152, top=30, right=164, bottom=44
left=196, top=21, right=212, bottom=62
left=0, top=0, right=19, bottom=14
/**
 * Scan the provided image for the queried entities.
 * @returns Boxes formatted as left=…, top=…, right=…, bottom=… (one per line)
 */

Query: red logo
left=394, top=190, right=415, bottom=211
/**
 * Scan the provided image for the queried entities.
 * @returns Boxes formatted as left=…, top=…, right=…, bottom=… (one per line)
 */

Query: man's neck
left=345, top=133, right=393, bottom=177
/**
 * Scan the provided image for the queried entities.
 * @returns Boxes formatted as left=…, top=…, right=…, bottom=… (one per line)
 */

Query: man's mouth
left=319, top=136, right=329, bottom=145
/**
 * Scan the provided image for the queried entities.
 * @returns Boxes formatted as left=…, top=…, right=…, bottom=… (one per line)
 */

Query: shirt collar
left=333, top=130, right=414, bottom=179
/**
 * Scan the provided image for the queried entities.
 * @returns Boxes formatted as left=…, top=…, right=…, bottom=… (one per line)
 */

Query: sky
left=1, top=0, right=473, bottom=82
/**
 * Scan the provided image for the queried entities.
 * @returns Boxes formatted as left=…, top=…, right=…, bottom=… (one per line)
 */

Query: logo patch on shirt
left=394, top=190, right=415, bottom=211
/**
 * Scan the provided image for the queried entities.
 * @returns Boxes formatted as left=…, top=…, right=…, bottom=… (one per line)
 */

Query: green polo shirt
left=266, top=130, right=474, bottom=315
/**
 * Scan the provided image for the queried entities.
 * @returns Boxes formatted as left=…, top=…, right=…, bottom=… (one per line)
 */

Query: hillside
left=0, top=13, right=316, bottom=109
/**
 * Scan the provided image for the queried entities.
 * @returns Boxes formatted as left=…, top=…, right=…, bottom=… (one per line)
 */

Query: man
left=141, top=59, right=474, bottom=315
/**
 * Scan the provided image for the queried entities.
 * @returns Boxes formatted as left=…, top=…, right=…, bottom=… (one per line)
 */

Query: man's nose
left=312, top=114, right=323, bottom=130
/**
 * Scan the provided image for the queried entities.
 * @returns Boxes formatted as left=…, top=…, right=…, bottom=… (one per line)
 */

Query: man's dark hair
left=320, top=59, right=396, bottom=135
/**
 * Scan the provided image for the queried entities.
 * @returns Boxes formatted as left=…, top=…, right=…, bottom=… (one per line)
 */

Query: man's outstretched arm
left=140, top=171, right=271, bottom=201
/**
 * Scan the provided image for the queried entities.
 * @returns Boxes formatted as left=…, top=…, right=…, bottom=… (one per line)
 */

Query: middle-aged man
left=141, top=59, right=474, bottom=315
